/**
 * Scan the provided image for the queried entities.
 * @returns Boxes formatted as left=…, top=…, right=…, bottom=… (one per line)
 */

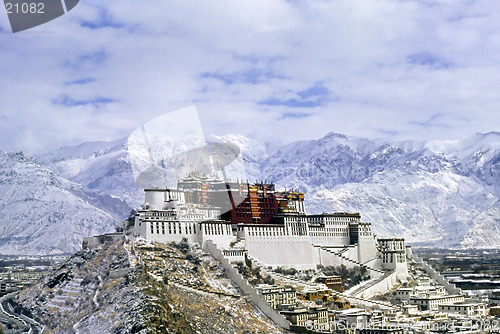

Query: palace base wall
left=344, top=245, right=360, bottom=263
left=144, top=232, right=198, bottom=245
left=245, top=236, right=317, bottom=270
left=365, top=258, right=382, bottom=270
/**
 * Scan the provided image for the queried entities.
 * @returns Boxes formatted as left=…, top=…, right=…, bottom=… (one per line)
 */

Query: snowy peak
left=262, top=132, right=459, bottom=193
left=207, top=133, right=268, bottom=162
left=425, top=132, right=500, bottom=163
left=320, top=132, right=380, bottom=155
left=35, top=137, right=128, bottom=164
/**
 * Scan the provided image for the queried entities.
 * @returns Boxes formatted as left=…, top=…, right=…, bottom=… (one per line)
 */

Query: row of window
left=311, top=227, right=349, bottom=232
left=247, top=227, right=286, bottom=236
left=223, top=250, right=246, bottom=256
left=382, top=253, right=406, bottom=263
left=379, top=241, right=405, bottom=250
left=204, top=224, right=231, bottom=235
left=235, top=211, right=275, bottom=217
left=289, top=222, right=307, bottom=236
left=150, top=221, right=196, bottom=235
left=310, top=232, right=349, bottom=237
left=245, top=223, right=310, bottom=237
left=146, top=211, right=174, bottom=217
left=148, top=221, right=233, bottom=236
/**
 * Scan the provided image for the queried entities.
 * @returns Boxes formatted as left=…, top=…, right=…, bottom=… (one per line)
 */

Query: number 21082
left=5, top=2, right=45, bottom=14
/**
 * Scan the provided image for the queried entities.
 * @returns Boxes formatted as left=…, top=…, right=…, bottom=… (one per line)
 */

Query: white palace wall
left=133, top=194, right=407, bottom=276
left=135, top=211, right=392, bottom=271
left=134, top=211, right=235, bottom=249
left=239, top=221, right=381, bottom=270
left=198, top=221, right=235, bottom=249
left=239, top=222, right=318, bottom=269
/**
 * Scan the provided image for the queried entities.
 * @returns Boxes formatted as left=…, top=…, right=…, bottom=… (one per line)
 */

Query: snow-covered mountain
left=206, top=134, right=268, bottom=182
left=35, top=133, right=268, bottom=209
left=0, top=151, right=130, bottom=254
left=35, top=137, right=143, bottom=208
left=261, top=132, right=500, bottom=248
left=34, top=131, right=500, bottom=249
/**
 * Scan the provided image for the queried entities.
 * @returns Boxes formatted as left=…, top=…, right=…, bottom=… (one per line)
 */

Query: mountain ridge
left=9, top=130, right=500, bottom=252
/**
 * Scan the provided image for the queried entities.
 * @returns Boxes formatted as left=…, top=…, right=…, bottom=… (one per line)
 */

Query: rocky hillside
left=0, top=151, right=130, bottom=255
left=13, top=237, right=286, bottom=333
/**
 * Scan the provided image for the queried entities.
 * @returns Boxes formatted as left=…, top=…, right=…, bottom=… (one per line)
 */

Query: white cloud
left=0, top=0, right=499, bottom=154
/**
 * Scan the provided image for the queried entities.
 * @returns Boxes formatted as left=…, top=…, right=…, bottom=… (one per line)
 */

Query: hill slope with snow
left=0, top=151, right=130, bottom=254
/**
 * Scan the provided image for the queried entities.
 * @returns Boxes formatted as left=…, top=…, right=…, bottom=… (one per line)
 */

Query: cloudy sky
left=0, top=0, right=499, bottom=154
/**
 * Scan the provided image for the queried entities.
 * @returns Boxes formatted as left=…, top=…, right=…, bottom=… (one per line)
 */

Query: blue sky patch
left=64, top=49, right=107, bottom=70
left=261, top=98, right=324, bottom=108
left=281, top=112, right=313, bottom=119
left=202, top=68, right=283, bottom=85
left=298, top=84, right=330, bottom=100
left=260, top=83, right=331, bottom=108
left=81, top=8, right=126, bottom=29
left=410, top=113, right=448, bottom=128
left=53, top=95, right=117, bottom=107
left=65, top=78, right=95, bottom=85
left=407, top=52, right=450, bottom=69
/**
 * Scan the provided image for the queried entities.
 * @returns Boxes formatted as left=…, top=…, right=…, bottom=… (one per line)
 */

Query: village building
left=317, top=275, right=343, bottom=292
left=255, top=284, right=297, bottom=309
left=280, top=306, right=329, bottom=331
left=298, top=285, right=332, bottom=303
left=437, top=302, right=486, bottom=317
left=409, top=294, right=465, bottom=311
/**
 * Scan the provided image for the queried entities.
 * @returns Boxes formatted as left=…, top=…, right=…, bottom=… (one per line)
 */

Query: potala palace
left=132, top=173, right=409, bottom=283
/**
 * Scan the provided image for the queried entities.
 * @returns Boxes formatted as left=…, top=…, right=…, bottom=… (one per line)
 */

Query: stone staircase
left=204, top=241, right=291, bottom=330
left=346, top=271, right=394, bottom=297
left=318, top=246, right=385, bottom=276
left=337, top=246, right=350, bottom=256
left=329, top=288, right=396, bottom=310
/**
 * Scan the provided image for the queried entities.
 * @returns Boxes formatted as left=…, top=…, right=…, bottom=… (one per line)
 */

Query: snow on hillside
left=207, top=133, right=268, bottom=182
left=0, top=151, right=129, bottom=254
left=306, top=170, right=497, bottom=247
left=36, top=137, right=143, bottom=208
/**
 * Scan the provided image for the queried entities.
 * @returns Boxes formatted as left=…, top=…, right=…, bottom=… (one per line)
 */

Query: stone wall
left=357, top=271, right=398, bottom=299
left=82, top=233, right=125, bottom=249
left=410, top=253, right=461, bottom=295
left=204, top=240, right=291, bottom=330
